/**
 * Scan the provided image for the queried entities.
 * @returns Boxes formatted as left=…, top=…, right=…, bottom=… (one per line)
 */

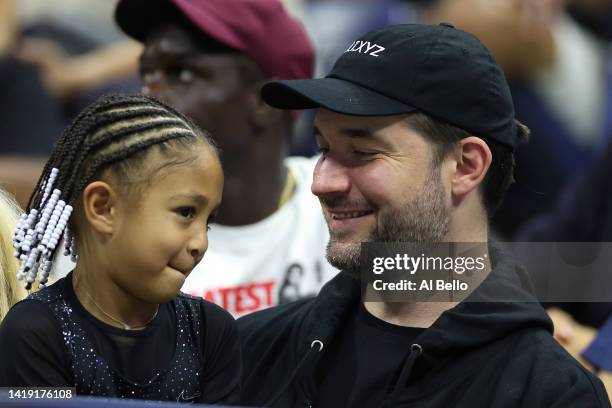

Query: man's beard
left=324, top=166, right=450, bottom=278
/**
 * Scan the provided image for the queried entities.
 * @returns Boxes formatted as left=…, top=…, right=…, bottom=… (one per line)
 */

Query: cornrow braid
left=13, top=93, right=216, bottom=289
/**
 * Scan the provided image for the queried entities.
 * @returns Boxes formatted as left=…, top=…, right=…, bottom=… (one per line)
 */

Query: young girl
left=0, top=94, right=240, bottom=403
left=0, top=189, right=26, bottom=321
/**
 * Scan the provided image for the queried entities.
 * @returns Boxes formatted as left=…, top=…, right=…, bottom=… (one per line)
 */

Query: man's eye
left=163, top=67, right=194, bottom=84
left=176, top=207, right=196, bottom=219
left=178, top=69, right=194, bottom=84
left=142, top=70, right=161, bottom=84
left=353, top=150, right=375, bottom=157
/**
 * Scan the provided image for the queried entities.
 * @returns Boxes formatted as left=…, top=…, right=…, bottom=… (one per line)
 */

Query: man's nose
left=311, top=155, right=351, bottom=200
left=142, top=70, right=169, bottom=97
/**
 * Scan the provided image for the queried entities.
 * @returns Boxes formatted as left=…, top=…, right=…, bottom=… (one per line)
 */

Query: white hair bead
left=14, top=169, right=74, bottom=289
left=41, top=170, right=59, bottom=203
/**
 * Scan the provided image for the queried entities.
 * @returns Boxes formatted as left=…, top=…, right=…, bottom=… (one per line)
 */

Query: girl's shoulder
left=2, top=277, right=72, bottom=346
left=175, top=292, right=235, bottom=323
left=0, top=294, right=70, bottom=384
left=174, top=292, right=237, bottom=340
left=1, top=296, right=61, bottom=332
left=27, top=278, right=67, bottom=305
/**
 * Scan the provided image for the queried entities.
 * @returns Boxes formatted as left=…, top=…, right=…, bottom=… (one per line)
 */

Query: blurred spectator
left=568, top=0, right=612, bottom=40
left=516, top=136, right=612, bottom=328
left=418, top=0, right=612, bottom=238
left=516, top=135, right=612, bottom=398
left=0, top=0, right=62, bottom=208
left=0, top=0, right=64, bottom=155
left=15, top=0, right=143, bottom=114
left=17, top=39, right=142, bottom=102
left=0, top=0, right=143, bottom=209
left=0, top=189, right=26, bottom=321
left=551, top=307, right=612, bottom=400
left=582, top=314, right=612, bottom=400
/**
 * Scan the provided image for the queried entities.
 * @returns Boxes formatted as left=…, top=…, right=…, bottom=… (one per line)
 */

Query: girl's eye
left=176, top=207, right=196, bottom=219
left=317, top=147, right=329, bottom=155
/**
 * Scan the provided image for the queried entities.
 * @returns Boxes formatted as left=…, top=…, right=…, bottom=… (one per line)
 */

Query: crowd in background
left=2, top=0, right=612, bottom=401
left=2, top=0, right=612, bottom=237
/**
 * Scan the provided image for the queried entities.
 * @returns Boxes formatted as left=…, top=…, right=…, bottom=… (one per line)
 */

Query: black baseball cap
left=262, top=23, right=518, bottom=149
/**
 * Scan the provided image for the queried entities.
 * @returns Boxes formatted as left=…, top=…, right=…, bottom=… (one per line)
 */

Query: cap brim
left=261, top=77, right=417, bottom=116
left=115, top=0, right=166, bottom=42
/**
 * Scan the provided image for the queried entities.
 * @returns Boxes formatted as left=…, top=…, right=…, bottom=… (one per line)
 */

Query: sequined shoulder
left=176, top=291, right=202, bottom=302
left=27, top=278, right=66, bottom=304
left=174, top=291, right=205, bottom=319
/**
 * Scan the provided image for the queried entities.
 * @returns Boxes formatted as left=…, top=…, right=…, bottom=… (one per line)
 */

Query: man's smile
left=326, top=208, right=375, bottom=233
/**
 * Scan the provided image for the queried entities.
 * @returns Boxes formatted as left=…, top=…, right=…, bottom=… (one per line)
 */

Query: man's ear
left=247, top=81, right=286, bottom=132
left=451, top=137, right=492, bottom=198
left=81, top=181, right=117, bottom=235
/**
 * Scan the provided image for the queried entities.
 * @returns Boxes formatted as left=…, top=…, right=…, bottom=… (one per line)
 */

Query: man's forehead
left=314, top=109, right=411, bottom=137
left=143, top=23, right=238, bottom=57
left=143, top=24, right=199, bottom=54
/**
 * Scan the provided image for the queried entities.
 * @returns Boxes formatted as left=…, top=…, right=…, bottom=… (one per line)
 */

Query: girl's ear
left=81, top=181, right=117, bottom=234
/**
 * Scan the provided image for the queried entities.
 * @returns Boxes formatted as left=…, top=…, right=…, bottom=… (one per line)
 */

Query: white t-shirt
left=181, top=156, right=338, bottom=317
left=53, top=156, right=337, bottom=317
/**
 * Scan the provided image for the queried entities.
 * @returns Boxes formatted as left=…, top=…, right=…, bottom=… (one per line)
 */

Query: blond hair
left=0, top=189, right=27, bottom=321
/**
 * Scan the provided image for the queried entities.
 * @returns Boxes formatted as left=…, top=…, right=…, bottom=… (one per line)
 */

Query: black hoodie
left=237, top=244, right=610, bottom=407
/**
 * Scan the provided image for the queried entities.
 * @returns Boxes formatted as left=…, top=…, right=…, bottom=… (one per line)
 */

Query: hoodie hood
left=421, top=242, right=552, bottom=358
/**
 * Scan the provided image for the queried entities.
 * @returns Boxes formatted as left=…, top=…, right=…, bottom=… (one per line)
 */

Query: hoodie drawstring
left=386, top=343, right=423, bottom=407
left=264, top=340, right=325, bottom=408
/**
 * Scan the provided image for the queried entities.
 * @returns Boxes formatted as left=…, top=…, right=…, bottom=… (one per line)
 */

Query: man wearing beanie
left=114, top=0, right=337, bottom=317
left=237, top=23, right=610, bottom=407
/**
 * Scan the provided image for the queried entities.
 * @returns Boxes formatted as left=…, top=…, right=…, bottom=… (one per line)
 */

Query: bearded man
left=237, top=23, right=609, bottom=407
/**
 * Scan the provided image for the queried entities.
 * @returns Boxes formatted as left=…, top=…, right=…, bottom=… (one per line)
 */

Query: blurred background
left=1, top=0, right=612, bottom=240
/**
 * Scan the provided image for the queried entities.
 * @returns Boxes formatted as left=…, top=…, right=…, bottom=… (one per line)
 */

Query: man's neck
left=364, top=301, right=458, bottom=328
left=216, top=141, right=289, bottom=226
left=364, top=239, right=492, bottom=328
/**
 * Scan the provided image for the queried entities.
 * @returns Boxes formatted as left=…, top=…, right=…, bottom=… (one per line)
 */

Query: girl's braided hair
left=13, top=93, right=217, bottom=289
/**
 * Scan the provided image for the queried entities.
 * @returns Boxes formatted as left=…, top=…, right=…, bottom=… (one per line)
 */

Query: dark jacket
left=237, top=244, right=610, bottom=407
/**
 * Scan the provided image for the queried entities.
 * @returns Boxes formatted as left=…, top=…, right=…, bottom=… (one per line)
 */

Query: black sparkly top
left=0, top=272, right=241, bottom=403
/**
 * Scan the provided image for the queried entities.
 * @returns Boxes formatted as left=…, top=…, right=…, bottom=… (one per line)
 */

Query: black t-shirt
left=316, top=303, right=424, bottom=407
left=0, top=274, right=241, bottom=404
